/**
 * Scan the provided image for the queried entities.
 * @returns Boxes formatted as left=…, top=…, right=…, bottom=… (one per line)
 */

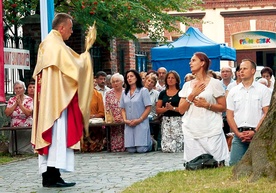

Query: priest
left=31, top=13, right=96, bottom=187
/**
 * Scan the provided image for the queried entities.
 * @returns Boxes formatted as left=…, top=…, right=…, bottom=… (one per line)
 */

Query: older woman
left=120, top=69, right=152, bottom=153
left=156, top=71, right=184, bottom=153
left=105, top=73, right=125, bottom=152
left=178, top=52, right=228, bottom=167
left=5, top=80, right=33, bottom=154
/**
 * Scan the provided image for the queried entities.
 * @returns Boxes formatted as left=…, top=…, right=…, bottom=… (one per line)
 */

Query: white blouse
left=179, top=78, right=225, bottom=138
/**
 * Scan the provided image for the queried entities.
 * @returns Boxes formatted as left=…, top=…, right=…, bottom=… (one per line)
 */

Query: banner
left=233, top=31, right=276, bottom=50
left=4, top=48, right=30, bottom=70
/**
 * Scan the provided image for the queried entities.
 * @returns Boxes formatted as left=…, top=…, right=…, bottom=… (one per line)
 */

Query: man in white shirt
left=156, top=67, right=167, bottom=92
left=226, top=59, right=271, bottom=166
left=95, top=71, right=111, bottom=104
left=221, top=66, right=234, bottom=90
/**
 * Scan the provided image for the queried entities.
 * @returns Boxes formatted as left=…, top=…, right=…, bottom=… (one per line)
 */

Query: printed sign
left=4, top=48, right=30, bottom=70
left=233, top=31, right=276, bottom=50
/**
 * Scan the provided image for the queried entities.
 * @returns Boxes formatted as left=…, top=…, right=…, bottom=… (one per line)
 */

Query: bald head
left=157, top=67, right=167, bottom=82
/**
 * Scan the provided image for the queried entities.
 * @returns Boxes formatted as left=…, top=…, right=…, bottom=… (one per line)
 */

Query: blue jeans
left=229, top=135, right=250, bottom=166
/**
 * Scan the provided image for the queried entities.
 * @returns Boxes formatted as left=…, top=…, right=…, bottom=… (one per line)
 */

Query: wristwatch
left=173, top=107, right=176, bottom=111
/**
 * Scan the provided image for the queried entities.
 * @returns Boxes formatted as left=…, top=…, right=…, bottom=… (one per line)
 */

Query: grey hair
left=14, top=80, right=26, bottom=90
left=106, top=74, right=112, bottom=80
left=111, top=73, right=124, bottom=84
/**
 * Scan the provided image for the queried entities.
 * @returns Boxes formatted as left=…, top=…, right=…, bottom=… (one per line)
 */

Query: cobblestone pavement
left=0, top=151, right=184, bottom=193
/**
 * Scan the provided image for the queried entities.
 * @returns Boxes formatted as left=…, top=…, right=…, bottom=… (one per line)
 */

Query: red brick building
left=22, top=1, right=276, bottom=77
left=104, top=0, right=276, bottom=75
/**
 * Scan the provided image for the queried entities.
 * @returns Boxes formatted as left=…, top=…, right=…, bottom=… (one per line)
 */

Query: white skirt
left=183, top=131, right=229, bottom=163
left=38, top=109, right=74, bottom=174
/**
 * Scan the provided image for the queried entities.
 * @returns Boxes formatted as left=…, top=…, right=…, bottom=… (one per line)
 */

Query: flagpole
left=40, top=0, right=54, bottom=41
left=47, top=0, right=54, bottom=33
left=0, top=0, right=6, bottom=102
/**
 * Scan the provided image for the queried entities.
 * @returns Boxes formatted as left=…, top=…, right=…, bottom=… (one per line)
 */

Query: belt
left=238, top=127, right=256, bottom=132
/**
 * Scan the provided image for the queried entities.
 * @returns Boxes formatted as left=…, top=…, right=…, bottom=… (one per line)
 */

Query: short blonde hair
left=145, top=73, right=158, bottom=86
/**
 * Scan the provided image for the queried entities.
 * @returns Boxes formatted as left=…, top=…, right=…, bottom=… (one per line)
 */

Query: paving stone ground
left=0, top=151, right=184, bottom=193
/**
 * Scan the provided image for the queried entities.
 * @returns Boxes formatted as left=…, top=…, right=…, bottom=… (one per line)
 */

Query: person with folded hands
left=105, top=73, right=125, bottom=152
left=226, top=59, right=271, bottom=166
left=5, top=80, right=33, bottom=154
left=178, top=52, right=228, bottom=167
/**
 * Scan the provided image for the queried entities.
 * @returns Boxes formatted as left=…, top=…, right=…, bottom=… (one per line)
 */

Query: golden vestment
left=31, top=30, right=93, bottom=152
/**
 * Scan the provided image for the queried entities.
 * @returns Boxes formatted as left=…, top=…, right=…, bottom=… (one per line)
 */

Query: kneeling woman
left=120, top=69, right=152, bottom=153
left=178, top=52, right=228, bottom=166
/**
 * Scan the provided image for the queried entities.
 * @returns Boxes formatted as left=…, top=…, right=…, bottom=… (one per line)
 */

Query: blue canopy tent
left=151, top=27, right=236, bottom=85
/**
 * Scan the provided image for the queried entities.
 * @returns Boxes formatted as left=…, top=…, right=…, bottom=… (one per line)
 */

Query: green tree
left=55, top=0, right=204, bottom=45
left=3, top=0, right=38, bottom=80
left=4, top=0, right=204, bottom=45
left=3, top=0, right=37, bottom=46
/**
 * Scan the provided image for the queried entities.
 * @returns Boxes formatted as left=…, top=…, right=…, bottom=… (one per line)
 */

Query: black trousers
left=42, top=167, right=63, bottom=186
left=223, top=118, right=230, bottom=135
left=150, top=122, right=161, bottom=149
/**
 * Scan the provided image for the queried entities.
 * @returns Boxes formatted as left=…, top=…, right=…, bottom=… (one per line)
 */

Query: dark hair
left=194, top=52, right=211, bottom=72
left=28, top=81, right=35, bottom=87
left=146, top=70, right=158, bottom=77
left=124, top=69, right=143, bottom=95
left=261, top=67, right=273, bottom=77
left=52, top=13, right=73, bottom=30
left=236, top=65, right=240, bottom=72
left=241, top=59, right=257, bottom=70
left=95, top=71, right=107, bottom=78
left=165, top=70, right=181, bottom=90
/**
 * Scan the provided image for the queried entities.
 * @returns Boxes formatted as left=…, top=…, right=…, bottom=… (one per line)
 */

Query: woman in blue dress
left=120, top=69, right=152, bottom=153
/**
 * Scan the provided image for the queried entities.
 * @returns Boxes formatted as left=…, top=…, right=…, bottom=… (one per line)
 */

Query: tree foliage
left=3, top=0, right=37, bottom=38
left=55, top=0, right=204, bottom=45
left=3, top=0, right=204, bottom=45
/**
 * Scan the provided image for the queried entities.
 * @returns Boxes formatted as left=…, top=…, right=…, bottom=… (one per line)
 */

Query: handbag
left=105, top=110, right=114, bottom=123
left=184, top=154, right=218, bottom=170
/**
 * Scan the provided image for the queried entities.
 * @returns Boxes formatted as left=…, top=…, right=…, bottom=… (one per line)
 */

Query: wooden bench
left=0, top=126, right=32, bottom=155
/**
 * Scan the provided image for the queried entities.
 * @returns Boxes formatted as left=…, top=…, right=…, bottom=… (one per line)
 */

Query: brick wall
left=66, top=23, right=84, bottom=54
left=203, top=0, right=276, bottom=9
left=137, top=40, right=158, bottom=70
left=223, top=13, right=276, bottom=46
left=116, top=39, right=136, bottom=70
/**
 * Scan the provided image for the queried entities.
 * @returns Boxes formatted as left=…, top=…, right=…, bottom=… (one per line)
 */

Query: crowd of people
left=2, top=13, right=274, bottom=189
left=5, top=55, right=274, bottom=158
left=6, top=57, right=273, bottom=159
